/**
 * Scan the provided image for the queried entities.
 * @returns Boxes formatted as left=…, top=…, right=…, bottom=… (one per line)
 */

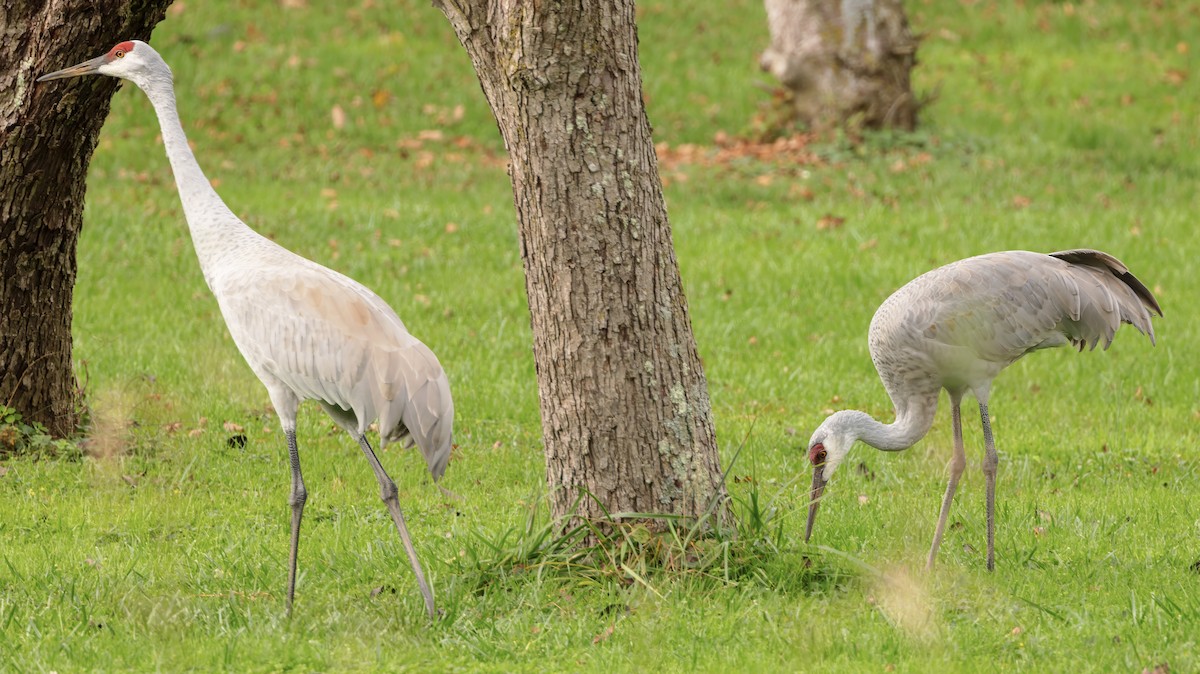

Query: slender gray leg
left=927, top=394, right=967, bottom=571
left=286, top=429, right=307, bottom=614
left=356, top=434, right=436, bottom=618
left=979, top=402, right=999, bottom=571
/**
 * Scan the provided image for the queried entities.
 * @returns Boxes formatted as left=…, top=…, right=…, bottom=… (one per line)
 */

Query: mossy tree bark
left=0, top=0, right=173, bottom=436
left=761, top=0, right=920, bottom=132
left=432, top=0, right=729, bottom=527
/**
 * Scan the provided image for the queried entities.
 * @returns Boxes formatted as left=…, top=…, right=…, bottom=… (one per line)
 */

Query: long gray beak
left=37, top=55, right=108, bottom=82
left=805, top=465, right=826, bottom=542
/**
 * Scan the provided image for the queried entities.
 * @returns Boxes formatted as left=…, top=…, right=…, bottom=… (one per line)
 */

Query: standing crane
left=39, top=40, right=452, bottom=617
left=804, top=249, right=1161, bottom=571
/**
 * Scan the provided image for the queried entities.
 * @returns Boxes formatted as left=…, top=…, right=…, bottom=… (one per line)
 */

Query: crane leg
left=927, top=397, right=966, bottom=571
left=285, top=428, right=307, bottom=614
left=355, top=435, right=437, bottom=619
left=979, top=402, right=999, bottom=571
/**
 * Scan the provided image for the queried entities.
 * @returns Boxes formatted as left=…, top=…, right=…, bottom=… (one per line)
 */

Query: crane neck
left=136, top=71, right=256, bottom=277
left=850, top=395, right=938, bottom=452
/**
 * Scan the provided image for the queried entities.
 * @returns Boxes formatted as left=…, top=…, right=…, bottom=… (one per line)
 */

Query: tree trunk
left=0, top=1, right=173, bottom=436
left=433, top=0, right=729, bottom=528
left=761, top=0, right=919, bottom=132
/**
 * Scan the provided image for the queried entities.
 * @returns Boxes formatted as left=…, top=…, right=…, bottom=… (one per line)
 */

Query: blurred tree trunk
left=433, top=0, right=729, bottom=528
left=0, top=1, right=173, bottom=436
left=761, top=0, right=919, bottom=132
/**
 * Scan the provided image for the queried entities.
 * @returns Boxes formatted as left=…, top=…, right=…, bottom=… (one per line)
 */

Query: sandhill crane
left=804, top=249, right=1161, bottom=571
left=39, top=40, right=453, bottom=617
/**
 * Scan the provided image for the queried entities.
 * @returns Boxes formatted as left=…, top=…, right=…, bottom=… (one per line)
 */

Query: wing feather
left=210, top=257, right=453, bottom=480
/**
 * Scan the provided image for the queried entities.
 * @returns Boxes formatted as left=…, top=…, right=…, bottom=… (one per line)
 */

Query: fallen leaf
left=223, top=421, right=244, bottom=433
left=1142, top=663, right=1170, bottom=674
left=1033, top=526, right=1046, bottom=537
left=0, top=466, right=8, bottom=477
left=816, top=213, right=845, bottom=230
left=1011, top=195, right=1032, bottom=209
left=858, top=494, right=869, bottom=505
left=1010, top=625, right=1023, bottom=636
left=592, top=624, right=615, bottom=644
left=331, top=105, right=346, bottom=129
left=188, top=429, right=204, bottom=438
left=444, top=222, right=459, bottom=233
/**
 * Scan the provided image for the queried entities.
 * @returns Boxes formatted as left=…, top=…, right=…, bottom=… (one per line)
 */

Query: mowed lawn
left=2, top=1, right=1198, bottom=671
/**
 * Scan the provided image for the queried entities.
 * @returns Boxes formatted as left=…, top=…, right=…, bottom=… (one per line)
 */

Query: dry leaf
left=592, top=624, right=615, bottom=644
left=1011, top=195, right=1032, bottom=209
left=223, top=421, right=244, bottom=433
left=816, top=213, right=845, bottom=230
left=331, top=105, right=346, bottom=129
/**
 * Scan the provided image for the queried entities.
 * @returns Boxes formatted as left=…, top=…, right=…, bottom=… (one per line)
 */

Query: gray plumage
left=804, top=249, right=1161, bottom=571
left=39, top=40, right=451, bottom=617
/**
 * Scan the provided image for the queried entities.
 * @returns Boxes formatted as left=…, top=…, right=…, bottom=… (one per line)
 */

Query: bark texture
left=0, top=0, right=173, bottom=435
left=761, top=0, right=919, bottom=132
left=433, top=0, right=728, bottom=526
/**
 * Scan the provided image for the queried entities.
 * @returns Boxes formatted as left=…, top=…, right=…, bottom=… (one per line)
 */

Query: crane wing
left=211, top=259, right=453, bottom=481
left=910, top=250, right=1160, bottom=367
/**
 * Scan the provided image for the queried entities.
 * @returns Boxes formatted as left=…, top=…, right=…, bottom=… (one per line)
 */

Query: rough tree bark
left=761, top=0, right=919, bottom=132
left=432, top=0, right=729, bottom=527
left=0, top=0, right=173, bottom=436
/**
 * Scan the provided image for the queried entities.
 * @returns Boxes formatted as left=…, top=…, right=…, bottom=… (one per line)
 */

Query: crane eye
left=809, top=443, right=826, bottom=465
left=115, top=50, right=125, bottom=58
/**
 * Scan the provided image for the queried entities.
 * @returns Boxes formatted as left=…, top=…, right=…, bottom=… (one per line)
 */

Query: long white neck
left=843, top=394, right=938, bottom=451
left=136, top=71, right=257, bottom=281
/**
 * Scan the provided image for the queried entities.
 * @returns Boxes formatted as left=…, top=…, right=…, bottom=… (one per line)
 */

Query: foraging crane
left=804, top=249, right=1161, bottom=571
left=39, top=40, right=453, bottom=617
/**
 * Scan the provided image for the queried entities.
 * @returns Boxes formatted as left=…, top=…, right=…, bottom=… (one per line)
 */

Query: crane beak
left=37, top=55, right=108, bottom=82
left=805, top=466, right=826, bottom=542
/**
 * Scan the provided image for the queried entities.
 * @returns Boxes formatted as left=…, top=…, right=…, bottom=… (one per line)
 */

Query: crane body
left=805, top=249, right=1161, bottom=570
left=39, top=40, right=451, bottom=617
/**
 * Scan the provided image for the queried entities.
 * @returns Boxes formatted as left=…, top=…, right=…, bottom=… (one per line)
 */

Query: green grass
left=4, top=0, right=1200, bottom=671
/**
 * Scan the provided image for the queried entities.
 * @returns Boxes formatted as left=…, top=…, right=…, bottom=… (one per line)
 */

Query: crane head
left=804, top=411, right=858, bottom=542
left=37, top=40, right=170, bottom=87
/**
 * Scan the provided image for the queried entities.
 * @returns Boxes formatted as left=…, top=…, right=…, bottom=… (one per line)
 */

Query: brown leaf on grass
left=0, top=465, right=8, bottom=477
left=592, top=624, right=615, bottom=644
left=1142, top=663, right=1170, bottom=674
left=371, top=89, right=391, bottom=108
left=1165, top=69, right=1187, bottom=86
left=163, top=422, right=183, bottom=434
left=816, top=213, right=845, bottom=230
left=444, top=222, right=459, bottom=234
left=859, top=238, right=878, bottom=251
left=1011, top=195, right=1032, bottom=209
left=222, top=421, right=244, bottom=433
left=331, top=105, right=346, bottom=130
left=188, top=429, right=204, bottom=438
